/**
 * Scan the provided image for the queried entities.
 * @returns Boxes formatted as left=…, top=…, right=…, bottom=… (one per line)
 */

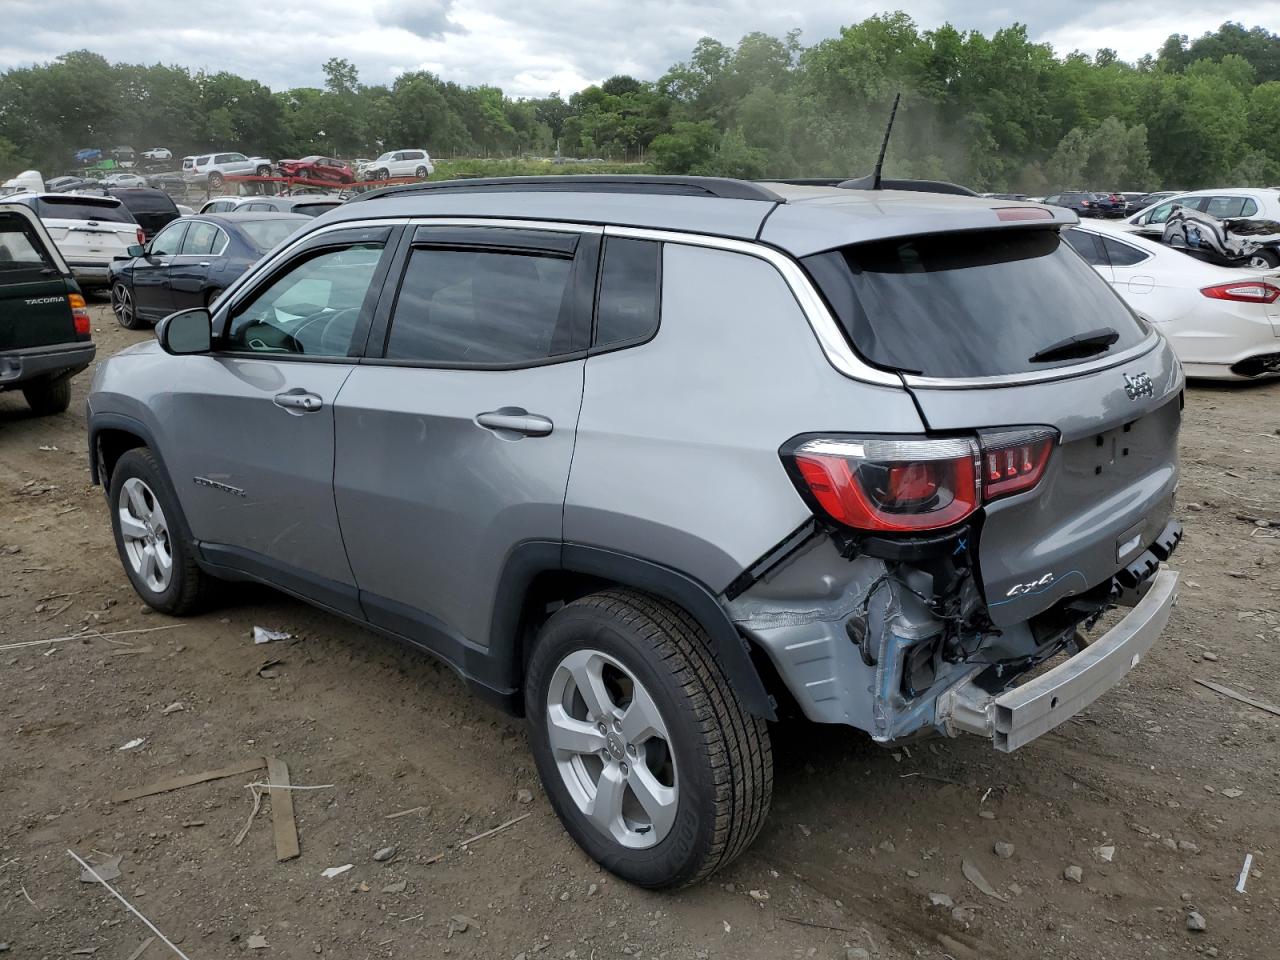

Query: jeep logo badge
left=1123, top=372, right=1154, bottom=400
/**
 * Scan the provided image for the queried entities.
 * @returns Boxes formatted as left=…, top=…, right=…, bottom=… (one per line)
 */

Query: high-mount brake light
left=1200, top=280, right=1280, bottom=304
left=786, top=429, right=1058, bottom=534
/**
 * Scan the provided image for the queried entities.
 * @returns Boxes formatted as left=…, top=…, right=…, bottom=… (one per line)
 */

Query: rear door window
left=1204, top=195, right=1250, bottom=218
left=803, top=228, right=1149, bottom=378
left=181, top=222, right=225, bottom=255
left=386, top=247, right=575, bottom=364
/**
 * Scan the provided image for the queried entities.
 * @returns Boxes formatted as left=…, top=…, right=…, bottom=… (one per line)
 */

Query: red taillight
left=1200, top=280, right=1280, bottom=304
left=136, top=227, right=146, bottom=245
left=787, top=430, right=1057, bottom=533
left=68, top=293, right=91, bottom=336
left=791, top=437, right=980, bottom=533
left=1081, top=200, right=1092, bottom=206
left=980, top=429, right=1056, bottom=500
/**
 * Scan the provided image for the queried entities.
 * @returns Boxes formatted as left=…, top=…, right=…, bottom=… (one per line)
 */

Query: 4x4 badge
left=1123, top=372, right=1154, bottom=400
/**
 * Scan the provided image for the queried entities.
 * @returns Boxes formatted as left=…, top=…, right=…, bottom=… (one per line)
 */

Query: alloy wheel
left=546, top=648, right=678, bottom=849
left=117, top=477, right=173, bottom=594
left=112, top=283, right=133, bottom=326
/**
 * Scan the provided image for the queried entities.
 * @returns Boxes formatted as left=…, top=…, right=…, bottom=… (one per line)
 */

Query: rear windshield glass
left=34, top=197, right=134, bottom=223
left=239, top=219, right=306, bottom=253
left=803, top=229, right=1149, bottom=378
left=293, top=202, right=339, bottom=217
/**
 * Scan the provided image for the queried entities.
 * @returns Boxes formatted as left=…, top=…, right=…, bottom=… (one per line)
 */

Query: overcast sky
left=0, top=1, right=1270, bottom=97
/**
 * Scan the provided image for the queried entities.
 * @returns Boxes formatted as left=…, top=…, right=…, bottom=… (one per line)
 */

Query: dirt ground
left=2, top=296, right=1277, bottom=960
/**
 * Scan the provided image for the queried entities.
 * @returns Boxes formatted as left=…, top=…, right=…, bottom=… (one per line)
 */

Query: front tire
left=256, top=164, right=272, bottom=177
left=526, top=590, right=772, bottom=888
left=22, top=375, right=72, bottom=416
left=376, top=168, right=389, bottom=180
left=108, top=448, right=210, bottom=615
left=111, top=281, right=147, bottom=329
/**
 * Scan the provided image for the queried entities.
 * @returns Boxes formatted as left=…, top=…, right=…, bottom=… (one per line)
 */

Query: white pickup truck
left=9, top=193, right=144, bottom=289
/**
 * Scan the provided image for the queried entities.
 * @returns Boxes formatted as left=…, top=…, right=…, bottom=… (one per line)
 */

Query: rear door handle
left=476, top=410, right=554, bottom=437
left=274, top=391, right=323, bottom=413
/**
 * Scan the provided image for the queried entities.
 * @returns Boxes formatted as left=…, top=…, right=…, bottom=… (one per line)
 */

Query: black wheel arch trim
left=489, top=541, right=777, bottom=721
left=88, top=412, right=164, bottom=487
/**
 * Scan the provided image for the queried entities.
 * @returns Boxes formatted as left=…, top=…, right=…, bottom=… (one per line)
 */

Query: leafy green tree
left=648, top=121, right=718, bottom=174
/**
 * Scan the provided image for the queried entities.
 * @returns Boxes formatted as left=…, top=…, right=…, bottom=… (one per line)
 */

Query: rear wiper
left=1027, top=327, right=1119, bottom=364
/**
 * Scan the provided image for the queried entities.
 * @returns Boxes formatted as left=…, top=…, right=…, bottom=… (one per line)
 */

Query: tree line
left=2, top=15, right=1278, bottom=193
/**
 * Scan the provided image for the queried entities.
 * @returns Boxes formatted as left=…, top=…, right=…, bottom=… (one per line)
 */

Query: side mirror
left=126, top=244, right=145, bottom=258
left=157, top=308, right=212, bottom=355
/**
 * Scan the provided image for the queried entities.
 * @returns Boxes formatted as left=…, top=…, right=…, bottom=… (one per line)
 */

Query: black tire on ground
left=107, top=447, right=211, bottom=616
left=376, top=168, right=389, bottom=180
left=415, top=166, right=429, bottom=179
left=112, top=281, right=147, bottom=330
left=22, top=375, right=72, bottom=416
left=525, top=589, right=772, bottom=889
left=205, top=288, right=223, bottom=308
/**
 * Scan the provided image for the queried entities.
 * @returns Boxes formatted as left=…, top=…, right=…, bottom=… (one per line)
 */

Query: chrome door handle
left=274, top=392, right=323, bottom=413
left=476, top=410, right=554, bottom=437
left=198, top=261, right=210, bottom=267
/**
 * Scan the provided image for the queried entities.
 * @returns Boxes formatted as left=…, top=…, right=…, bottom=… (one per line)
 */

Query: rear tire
left=1247, top=249, right=1280, bottom=270
left=108, top=448, right=210, bottom=615
left=526, top=589, right=772, bottom=888
left=415, top=166, right=429, bottom=179
left=208, top=171, right=224, bottom=188
left=22, top=375, right=72, bottom=416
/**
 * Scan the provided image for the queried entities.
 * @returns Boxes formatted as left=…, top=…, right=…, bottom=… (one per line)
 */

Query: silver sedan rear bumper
left=936, top=568, right=1179, bottom=751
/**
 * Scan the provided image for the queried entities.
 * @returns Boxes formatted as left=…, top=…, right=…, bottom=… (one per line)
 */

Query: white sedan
left=142, top=147, right=172, bottom=161
left=1065, top=221, right=1280, bottom=380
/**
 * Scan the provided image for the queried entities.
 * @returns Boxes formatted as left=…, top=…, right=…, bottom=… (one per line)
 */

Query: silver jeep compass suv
left=88, top=176, right=1182, bottom=888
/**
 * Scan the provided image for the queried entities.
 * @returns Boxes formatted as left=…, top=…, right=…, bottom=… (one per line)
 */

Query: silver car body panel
left=564, top=238, right=924, bottom=593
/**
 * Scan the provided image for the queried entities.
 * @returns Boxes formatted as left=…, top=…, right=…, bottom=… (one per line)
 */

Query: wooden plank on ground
left=111, top=758, right=266, bottom=804
left=265, top=756, right=300, bottom=862
left=1194, top=678, right=1280, bottom=717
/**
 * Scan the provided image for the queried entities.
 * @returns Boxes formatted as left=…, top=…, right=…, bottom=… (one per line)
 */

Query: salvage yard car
left=276, top=156, right=356, bottom=184
left=0, top=201, right=95, bottom=415
left=1065, top=220, right=1280, bottom=379
left=8, top=192, right=145, bottom=289
left=364, top=148, right=434, bottom=179
left=1122, top=188, right=1280, bottom=267
left=182, top=152, right=274, bottom=188
left=108, top=212, right=308, bottom=328
left=87, top=175, right=1183, bottom=889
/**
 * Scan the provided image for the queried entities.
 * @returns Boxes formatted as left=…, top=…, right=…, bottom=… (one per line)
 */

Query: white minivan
left=10, top=193, right=144, bottom=289
left=364, top=149, right=434, bottom=180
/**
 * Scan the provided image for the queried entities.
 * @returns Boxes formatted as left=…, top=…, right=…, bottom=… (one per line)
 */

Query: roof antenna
left=871, top=93, right=901, bottom=191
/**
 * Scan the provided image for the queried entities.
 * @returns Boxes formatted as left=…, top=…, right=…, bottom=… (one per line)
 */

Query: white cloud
left=0, top=0, right=1268, bottom=97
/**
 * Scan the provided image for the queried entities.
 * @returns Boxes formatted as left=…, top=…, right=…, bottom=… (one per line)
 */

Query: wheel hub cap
left=546, top=648, right=678, bottom=849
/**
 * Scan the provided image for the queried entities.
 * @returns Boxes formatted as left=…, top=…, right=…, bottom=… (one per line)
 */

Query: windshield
left=803, top=228, right=1149, bottom=378
left=376, top=152, right=394, bottom=161
left=34, top=197, right=134, bottom=223
left=239, top=218, right=307, bottom=253
left=0, top=214, right=54, bottom=273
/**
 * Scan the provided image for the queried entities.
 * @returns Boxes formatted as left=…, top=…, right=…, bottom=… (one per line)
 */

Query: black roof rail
left=838, top=176, right=978, bottom=197
left=347, top=174, right=785, bottom=204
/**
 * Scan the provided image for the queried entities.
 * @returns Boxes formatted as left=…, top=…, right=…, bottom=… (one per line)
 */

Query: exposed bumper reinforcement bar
left=936, top=568, right=1179, bottom=751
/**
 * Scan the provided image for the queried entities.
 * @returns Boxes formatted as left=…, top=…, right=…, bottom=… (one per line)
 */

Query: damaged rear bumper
left=935, top=568, right=1179, bottom=751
